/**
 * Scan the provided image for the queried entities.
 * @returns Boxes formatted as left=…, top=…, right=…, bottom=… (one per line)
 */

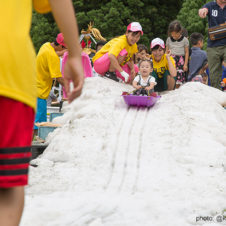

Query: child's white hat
left=150, top=38, right=165, bottom=49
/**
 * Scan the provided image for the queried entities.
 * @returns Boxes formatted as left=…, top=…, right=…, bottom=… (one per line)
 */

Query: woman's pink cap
left=127, top=22, right=143, bottom=35
left=56, top=33, right=66, bottom=47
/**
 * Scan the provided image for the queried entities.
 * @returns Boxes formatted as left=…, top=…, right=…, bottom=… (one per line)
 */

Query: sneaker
left=104, top=71, right=119, bottom=82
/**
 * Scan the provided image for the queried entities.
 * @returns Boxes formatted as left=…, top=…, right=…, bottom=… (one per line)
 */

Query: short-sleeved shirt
left=0, top=0, right=51, bottom=110
left=151, top=54, right=176, bottom=91
left=188, top=47, right=207, bottom=81
left=133, top=74, right=156, bottom=87
left=92, top=35, right=138, bottom=66
left=36, top=42, right=62, bottom=100
left=166, top=36, right=189, bottom=56
left=151, top=54, right=175, bottom=79
left=203, top=1, right=226, bottom=47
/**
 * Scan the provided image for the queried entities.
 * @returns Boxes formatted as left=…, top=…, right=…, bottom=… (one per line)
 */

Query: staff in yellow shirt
left=150, top=38, right=177, bottom=91
left=0, top=0, right=84, bottom=225
left=92, top=22, right=143, bottom=83
left=35, top=33, right=66, bottom=129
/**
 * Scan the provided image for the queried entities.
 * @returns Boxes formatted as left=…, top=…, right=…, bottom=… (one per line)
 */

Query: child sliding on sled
left=132, top=59, right=157, bottom=95
left=92, top=22, right=142, bottom=83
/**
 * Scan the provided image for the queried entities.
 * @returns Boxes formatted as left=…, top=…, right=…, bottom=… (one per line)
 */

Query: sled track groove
left=120, top=107, right=148, bottom=193
left=105, top=106, right=137, bottom=192
left=106, top=106, right=149, bottom=194
left=104, top=107, right=128, bottom=190
left=132, top=108, right=148, bottom=193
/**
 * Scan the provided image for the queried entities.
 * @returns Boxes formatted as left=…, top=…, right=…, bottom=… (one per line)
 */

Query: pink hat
left=56, top=33, right=66, bottom=47
left=127, top=22, right=143, bottom=35
left=150, top=38, right=165, bottom=49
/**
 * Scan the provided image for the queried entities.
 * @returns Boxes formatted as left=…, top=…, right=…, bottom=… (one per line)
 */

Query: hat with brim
left=150, top=38, right=165, bottom=49
left=127, top=22, right=143, bottom=35
left=56, top=33, right=66, bottom=47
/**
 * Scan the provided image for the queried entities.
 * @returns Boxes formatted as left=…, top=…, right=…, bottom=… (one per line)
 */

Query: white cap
left=150, top=38, right=165, bottom=49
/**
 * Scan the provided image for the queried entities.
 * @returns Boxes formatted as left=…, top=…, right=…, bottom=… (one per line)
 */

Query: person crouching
left=92, top=22, right=143, bottom=83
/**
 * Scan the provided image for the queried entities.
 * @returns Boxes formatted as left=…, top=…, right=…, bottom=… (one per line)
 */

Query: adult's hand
left=64, top=56, right=84, bottom=103
left=199, top=8, right=208, bottom=18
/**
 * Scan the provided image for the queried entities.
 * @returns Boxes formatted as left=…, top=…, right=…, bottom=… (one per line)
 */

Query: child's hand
left=183, top=64, right=188, bottom=72
left=145, top=86, right=154, bottom=91
left=133, top=85, right=142, bottom=89
left=166, top=50, right=171, bottom=58
left=221, top=81, right=226, bottom=87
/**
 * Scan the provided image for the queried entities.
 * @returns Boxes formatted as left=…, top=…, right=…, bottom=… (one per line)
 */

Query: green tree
left=177, top=0, right=209, bottom=46
left=31, top=0, right=184, bottom=52
left=74, top=0, right=183, bottom=50
left=30, top=11, right=59, bottom=52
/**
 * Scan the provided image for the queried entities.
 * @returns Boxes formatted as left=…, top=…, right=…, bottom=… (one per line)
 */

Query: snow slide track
left=106, top=106, right=148, bottom=194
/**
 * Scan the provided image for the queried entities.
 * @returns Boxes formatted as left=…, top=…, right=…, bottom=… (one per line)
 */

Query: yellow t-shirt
left=92, top=35, right=138, bottom=66
left=151, top=54, right=175, bottom=79
left=36, top=42, right=62, bottom=99
left=0, top=0, right=51, bottom=110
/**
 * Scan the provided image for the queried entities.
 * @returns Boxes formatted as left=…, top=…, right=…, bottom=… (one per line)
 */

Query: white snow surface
left=21, top=77, right=226, bottom=226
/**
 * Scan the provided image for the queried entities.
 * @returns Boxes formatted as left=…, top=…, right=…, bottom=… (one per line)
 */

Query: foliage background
left=31, top=0, right=210, bottom=52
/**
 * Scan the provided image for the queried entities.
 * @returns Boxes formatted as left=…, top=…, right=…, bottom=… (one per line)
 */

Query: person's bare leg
left=0, top=187, right=24, bottom=226
left=109, top=55, right=125, bottom=72
left=167, top=75, right=176, bottom=91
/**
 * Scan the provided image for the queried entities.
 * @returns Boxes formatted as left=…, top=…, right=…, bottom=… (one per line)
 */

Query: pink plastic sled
left=122, top=94, right=160, bottom=107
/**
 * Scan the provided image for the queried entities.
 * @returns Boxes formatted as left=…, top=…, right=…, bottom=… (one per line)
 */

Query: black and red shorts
left=0, top=96, right=35, bottom=188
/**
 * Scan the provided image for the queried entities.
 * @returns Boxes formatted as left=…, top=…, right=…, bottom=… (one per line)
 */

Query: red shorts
left=0, top=96, right=35, bottom=188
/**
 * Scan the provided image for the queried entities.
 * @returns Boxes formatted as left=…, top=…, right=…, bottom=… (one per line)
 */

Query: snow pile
left=21, top=77, right=226, bottom=226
